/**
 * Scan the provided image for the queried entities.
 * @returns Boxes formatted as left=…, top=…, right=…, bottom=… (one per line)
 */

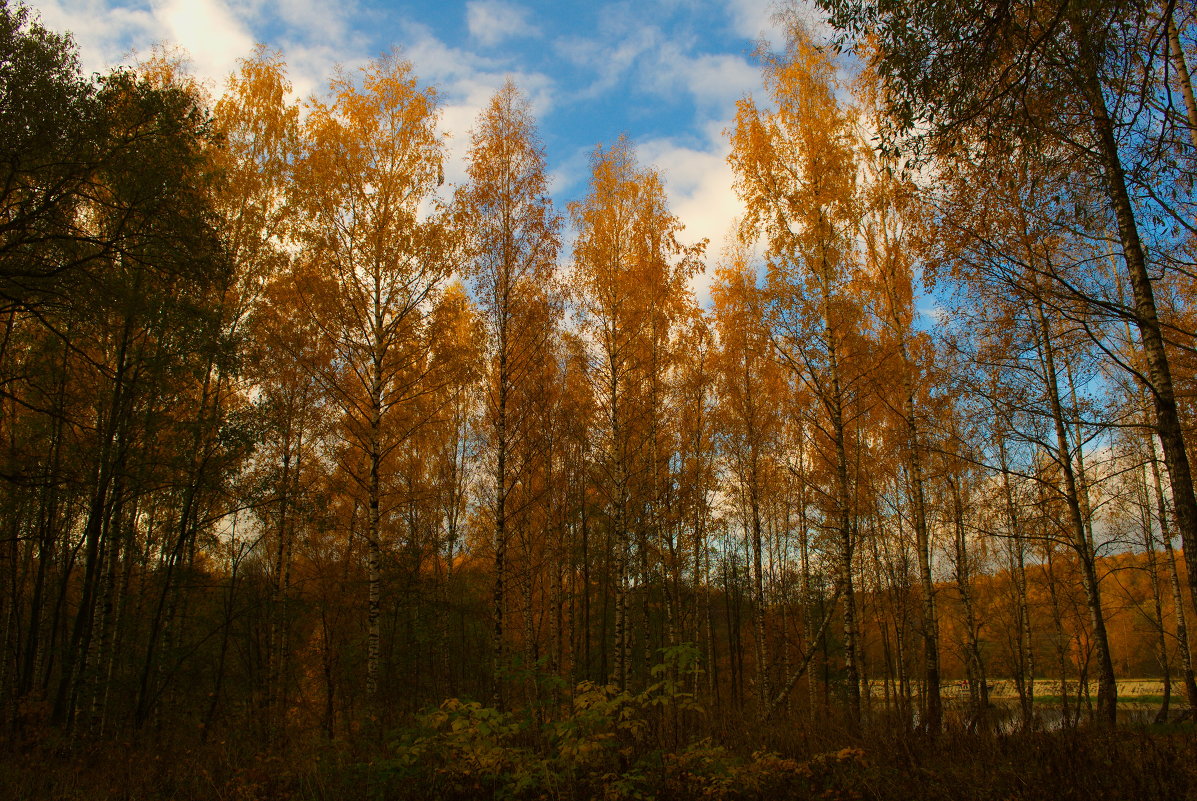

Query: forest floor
left=3, top=713, right=1196, bottom=801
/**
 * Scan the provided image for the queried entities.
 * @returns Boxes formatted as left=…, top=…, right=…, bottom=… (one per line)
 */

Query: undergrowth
left=4, top=649, right=1195, bottom=801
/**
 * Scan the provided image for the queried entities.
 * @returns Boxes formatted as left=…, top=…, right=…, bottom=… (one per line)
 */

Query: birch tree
left=292, top=54, right=448, bottom=705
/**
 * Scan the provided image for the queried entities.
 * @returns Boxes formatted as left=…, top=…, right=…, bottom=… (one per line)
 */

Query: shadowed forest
left=4, top=0, right=1197, bottom=798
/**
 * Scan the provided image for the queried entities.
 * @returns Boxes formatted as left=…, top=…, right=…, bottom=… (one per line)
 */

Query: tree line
left=1, top=0, right=1196, bottom=748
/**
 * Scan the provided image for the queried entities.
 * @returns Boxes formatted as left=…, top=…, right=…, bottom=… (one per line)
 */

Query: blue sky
left=36, top=0, right=824, bottom=300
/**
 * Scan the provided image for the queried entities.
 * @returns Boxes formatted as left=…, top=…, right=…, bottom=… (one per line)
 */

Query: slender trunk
left=20, top=338, right=69, bottom=703
left=1137, top=459, right=1173, bottom=721
left=796, top=433, right=819, bottom=719
left=1044, top=543, right=1074, bottom=728
left=638, top=529, right=653, bottom=684
left=1033, top=294, right=1117, bottom=725
left=802, top=540, right=818, bottom=720
left=136, top=324, right=225, bottom=728
left=268, top=419, right=294, bottom=735
left=492, top=323, right=509, bottom=707
left=749, top=476, right=769, bottom=711
left=907, top=411, right=941, bottom=733
left=580, top=471, right=591, bottom=682
left=610, top=360, right=630, bottom=691
left=949, top=476, right=987, bottom=721
left=704, top=543, right=718, bottom=705
left=204, top=516, right=241, bottom=740
left=366, top=351, right=383, bottom=705
left=1073, top=20, right=1197, bottom=632
left=1168, top=11, right=1197, bottom=152
left=998, top=436, right=1035, bottom=728
left=57, top=309, right=136, bottom=726
left=766, top=582, right=843, bottom=718
left=88, top=491, right=124, bottom=733
left=1150, top=436, right=1197, bottom=713
left=612, top=495, right=629, bottom=690
left=828, top=354, right=860, bottom=725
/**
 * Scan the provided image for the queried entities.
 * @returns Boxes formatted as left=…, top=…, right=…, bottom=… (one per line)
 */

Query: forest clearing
left=2, top=0, right=1197, bottom=797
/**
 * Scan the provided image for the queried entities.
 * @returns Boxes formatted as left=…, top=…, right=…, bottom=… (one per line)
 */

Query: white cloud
left=725, top=0, right=784, bottom=44
left=641, top=127, right=745, bottom=306
left=271, top=0, right=352, bottom=43
left=154, top=0, right=255, bottom=85
left=265, top=0, right=369, bottom=98
left=34, top=0, right=374, bottom=104
left=35, top=1, right=558, bottom=184
left=393, top=22, right=554, bottom=189
left=401, top=22, right=553, bottom=113
left=36, top=0, right=256, bottom=90
left=36, top=0, right=157, bottom=73
left=555, top=25, right=660, bottom=99
left=466, top=0, right=537, bottom=48
left=278, top=42, right=368, bottom=103
left=725, top=0, right=831, bottom=50
left=647, top=45, right=760, bottom=115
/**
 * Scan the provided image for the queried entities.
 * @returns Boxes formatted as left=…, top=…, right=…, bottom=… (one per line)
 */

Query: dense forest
left=4, top=0, right=1197, bottom=798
